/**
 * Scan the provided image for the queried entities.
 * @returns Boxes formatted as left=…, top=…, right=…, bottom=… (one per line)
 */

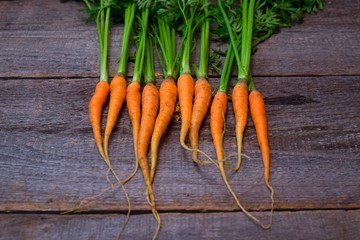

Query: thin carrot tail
left=146, top=185, right=161, bottom=240
left=266, top=180, right=274, bottom=228
left=219, top=162, right=271, bottom=229
left=89, top=81, right=110, bottom=161
left=104, top=75, right=127, bottom=161
left=137, top=82, right=161, bottom=239
left=177, top=73, right=194, bottom=148
left=142, top=160, right=162, bottom=240
left=150, top=78, right=177, bottom=183
left=189, top=78, right=212, bottom=162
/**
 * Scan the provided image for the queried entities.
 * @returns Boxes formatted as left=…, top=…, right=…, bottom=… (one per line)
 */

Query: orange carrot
left=89, top=81, right=110, bottom=161
left=249, top=89, right=274, bottom=227
left=249, top=90, right=270, bottom=183
left=216, top=0, right=273, bottom=229
left=104, top=75, right=127, bottom=160
left=210, top=90, right=271, bottom=229
left=177, top=73, right=194, bottom=148
left=189, top=79, right=212, bottom=162
left=210, top=91, right=228, bottom=161
left=230, top=80, right=248, bottom=171
left=137, top=83, right=159, bottom=207
left=150, top=77, right=177, bottom=183
left=126, top=81, right=141, bottom=160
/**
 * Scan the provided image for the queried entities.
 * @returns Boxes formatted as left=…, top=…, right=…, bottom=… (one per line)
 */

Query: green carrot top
left=193, top=0, right=211, bottom=80
left=82, top=0, right=113, bottom=82
left=132, top=6, right=150, bottom=83
left=143, top=35, right=155, bottom=85
left=116, top=2, right=136, bottom=76
left=152, top=15, right=178, bottom=80
left=216, top=0, right=323, bottom=90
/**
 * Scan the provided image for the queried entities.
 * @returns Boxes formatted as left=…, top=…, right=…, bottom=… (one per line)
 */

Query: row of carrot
left=78, top=0, right=323, bottom=239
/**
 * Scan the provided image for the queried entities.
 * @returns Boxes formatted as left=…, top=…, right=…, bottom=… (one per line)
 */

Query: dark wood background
left=1, top=0, right=359, bottom=239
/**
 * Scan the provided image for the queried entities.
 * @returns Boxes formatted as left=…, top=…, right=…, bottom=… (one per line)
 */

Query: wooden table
left=1, top=0, right=359, bottom=239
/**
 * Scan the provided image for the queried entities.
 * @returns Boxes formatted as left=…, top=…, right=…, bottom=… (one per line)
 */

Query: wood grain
left=0, top=0, right=359, bottom=78
left=1, top=210, right=359, bottom=240
left=0, top=76, right=359, bottom=212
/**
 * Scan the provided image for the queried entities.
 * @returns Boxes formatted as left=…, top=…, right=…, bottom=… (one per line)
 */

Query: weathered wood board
left=1, top=210, right=359, bottom=240
left=1, top=0, right=360, bottom=239
left=1, top=76, right=359, bottom=212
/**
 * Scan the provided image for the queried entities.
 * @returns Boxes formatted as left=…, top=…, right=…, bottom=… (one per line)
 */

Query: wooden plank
left=1, top=210, right=359, bottom=240
left=0, top=76, right=359, bottom=212
left=0, top=0, right=359, bottom=78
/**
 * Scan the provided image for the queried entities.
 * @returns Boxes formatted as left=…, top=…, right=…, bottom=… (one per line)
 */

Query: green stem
left=172, top=28, right=176, bottom=62
left=218, top=43, right=235, bottom=93
left=143, top=36, right=155, bottom=84
left=218, top=0, right=246, bottom=80
left=132, top=8, right=150, bottom=83
left=243, top=0, right=255, bottom=75
left=100, top=6, right=110, bottom=82
left=157, top=17, right=178, bottom=79
left=83, top=0, right=92, bottom=10
left=197, top=19, right=210, bottom=79
left=180, top=5, right=198, bottom=76
left=180, top=26, right=192, bottom=75
left=100, top=0, right=105, bottom=39
left=116, top=3, right=136, bottom=76
left=241, top=0, right=248, bottom=73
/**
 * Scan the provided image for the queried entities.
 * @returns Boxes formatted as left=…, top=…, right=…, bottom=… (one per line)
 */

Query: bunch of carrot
left=76, top=0, right=323, bottom=237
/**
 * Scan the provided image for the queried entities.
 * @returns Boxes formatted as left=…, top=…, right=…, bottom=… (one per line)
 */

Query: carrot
left=249, top=89, right=274, bottom=227
left=137, top=14, right=162, bottom=237
left=121, top=3, right=149, bottom=185
left=138, top=83, right=159, bottom=203
left=178, top=73, right=194, bottom=148
left=189, top=79, right=212, bottom=161
left=230, top=80, right=248, bottom=171
left=89, top=81, right=110, bottom=161
left=210, top=91, right=228, bottom=161
left=150, top=77, right=177, bottom=182
left=77, top=2, right=133, bottom=238
left=87, top=0, right=112, bottom=164
left=249, top=90, right=270, bottom=183
left=149, top=14, right=180, bottom=184
left=209, top=45, right=270, bottom=229
left=189, top=2, right=212, bottom=163
left=103, top=2, right=135, bottom=163
left=217, top=0, right=273, bottom=228
left=176, top=1, right=200, bottom=149
left=137, top=82, right=162, bottom=239
left=103, top=75, right=126, bottom=161
left=210, top=89, right=271, bottom=229
left=126, top=81, right=141, bottom=161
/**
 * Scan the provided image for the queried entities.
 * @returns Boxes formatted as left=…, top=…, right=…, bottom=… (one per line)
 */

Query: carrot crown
left=116, top=2, right=136, bottom=76
left=132, top=7, right=150, bottom=84
left=82, top=0, right=113, bottom=83
left=193, top=0, right=211, bottom=80
left=152, top=0, right=193, bottom=81
left=143, top=35, right=155, bottom=85
left=178, top=0, right=200, bottom=76
left=152, top=16, right=179, bottom=80
left=218, top=0, right=246, bottom=83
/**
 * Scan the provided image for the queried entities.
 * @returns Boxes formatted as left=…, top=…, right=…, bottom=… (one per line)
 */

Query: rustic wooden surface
left=0, top=0, right=360, bottom=239
left=1, top=210, right=360, bottom=240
